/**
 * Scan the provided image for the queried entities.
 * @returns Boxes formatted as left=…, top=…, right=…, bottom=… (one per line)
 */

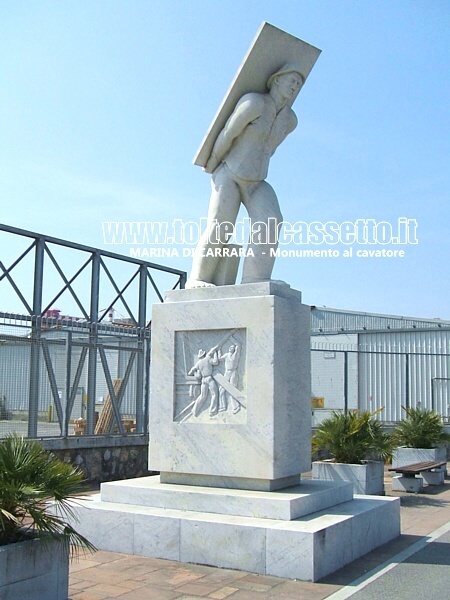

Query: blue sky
left=1, top=0, right=449, bottom=319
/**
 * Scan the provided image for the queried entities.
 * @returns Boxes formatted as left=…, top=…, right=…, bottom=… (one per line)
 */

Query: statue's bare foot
left=185, top=279, right=216, bottom=289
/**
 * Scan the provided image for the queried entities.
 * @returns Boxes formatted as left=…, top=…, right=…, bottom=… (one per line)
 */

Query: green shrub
left=391, top=407, right=450, bottom=449
left=312, top=409, right=391, bottom=464
left=0, top=434, right=95, bottom=558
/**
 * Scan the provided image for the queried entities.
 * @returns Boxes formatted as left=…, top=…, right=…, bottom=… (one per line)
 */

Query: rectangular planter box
left=392, top=446, right=447, bottom=481
left=0, top=538, right=69, bottom=600
left=312, top=460, right=385, bottom=495
left=392, top=446, right=447, bottom=469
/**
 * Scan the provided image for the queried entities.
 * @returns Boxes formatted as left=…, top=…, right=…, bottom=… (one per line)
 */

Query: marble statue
left=188, top=347, right=219, bottom=417
left=186, top=63, right=304, bottom=289
left=218, top=343, right=241, bottom=414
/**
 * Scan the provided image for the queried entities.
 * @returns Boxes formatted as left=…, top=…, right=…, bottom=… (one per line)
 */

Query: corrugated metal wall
left=311, top=334, right=358, bottom=424
left=311, top=329, right=450, bottom=422
left=358, top=349, right=406, bottom=421
left=0, top=342, right=30, bottom=411
left=311, top=307, right=450, bottom=334
left=358, top=330, right=450, bottom=421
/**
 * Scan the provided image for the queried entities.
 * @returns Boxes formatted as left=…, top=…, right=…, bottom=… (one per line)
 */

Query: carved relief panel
left=174, top=328, right=247, bottom=424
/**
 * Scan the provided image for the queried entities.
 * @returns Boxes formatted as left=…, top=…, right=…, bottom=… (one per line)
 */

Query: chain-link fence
left=0, top=224, right=185, bottom=439
left=311, top=345, right=450, bottom=426
left=0, top=313, right=151, bottom=439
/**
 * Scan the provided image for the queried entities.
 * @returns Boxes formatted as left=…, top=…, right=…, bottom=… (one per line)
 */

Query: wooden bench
left=389, top=460, right=446, bottom=492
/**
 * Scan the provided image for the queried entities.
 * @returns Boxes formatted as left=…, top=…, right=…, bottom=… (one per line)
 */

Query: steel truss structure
left=0, top=224, right=186, bottom=438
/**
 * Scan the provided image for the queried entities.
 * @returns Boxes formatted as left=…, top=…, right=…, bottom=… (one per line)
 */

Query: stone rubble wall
left=40, top=436, right=153, bottom=485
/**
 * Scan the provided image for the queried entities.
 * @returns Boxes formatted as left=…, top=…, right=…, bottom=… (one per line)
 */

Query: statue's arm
left=286, top=108, right=298, bottom=134
left=270, top=108, right=298, bottom=156
left=204, top=93, right=265, bottom=174
left=188, top=363, right=198, bottom=376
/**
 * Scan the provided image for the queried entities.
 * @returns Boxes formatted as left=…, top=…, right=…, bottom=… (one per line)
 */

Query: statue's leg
left=219, top=386, right=227, bottom=411
left=241, top=181, right=283, bottom=284
left=193, top=384, right=208, bottom=417
left=187, top=165, right=241, bottom=287
left=229, top=370, right=240, bottom=413
left=209, top=381, right=219, bottom=416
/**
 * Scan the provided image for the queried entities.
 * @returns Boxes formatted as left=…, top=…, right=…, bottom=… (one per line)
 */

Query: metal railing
left=0, top=224, right=186, bottom=438
left=311, top=345, right=450, bottom=425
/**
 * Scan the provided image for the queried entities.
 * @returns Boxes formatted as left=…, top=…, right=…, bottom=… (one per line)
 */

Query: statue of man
left=186, top=63, right=304, bottom=289
left=188, top=347, right=219, bottom=417
left=218, top=343, right=242, bottom=414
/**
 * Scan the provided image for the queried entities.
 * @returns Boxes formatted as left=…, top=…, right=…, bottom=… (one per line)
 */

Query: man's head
left=267, top=63, right=304, bottom=101
left=229, top=344, right=235, bottom=353
left=198, top=349, right=206, bottom=358
left=267, top=63, right=305, bottom=89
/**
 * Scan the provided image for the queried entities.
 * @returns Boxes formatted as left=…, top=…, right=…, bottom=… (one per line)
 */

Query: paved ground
left=345, top=527, right=450, bottom=600
left=68, top=467, right=450, bottom=600
left=0, top=419, right=63, bottom=438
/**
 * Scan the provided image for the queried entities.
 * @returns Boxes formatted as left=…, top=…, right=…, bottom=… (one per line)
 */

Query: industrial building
left=2, top=305, right=450, bottom=436
left=311, top=307, right=450, bottom=425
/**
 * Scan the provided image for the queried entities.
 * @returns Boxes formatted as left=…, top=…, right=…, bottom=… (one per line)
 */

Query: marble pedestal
left=70, top=476, right=400, bottom=582
left=69, top=283, right=400, bottom=581
left=149, top=283, right=311, bottom=491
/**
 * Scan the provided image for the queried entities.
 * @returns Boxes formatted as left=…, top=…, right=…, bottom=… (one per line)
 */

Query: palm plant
left=0, top=434, right=96, bottom=558
left=391, top=407, right=450, bottom=449
left=312, top=409, right=392, bottom=464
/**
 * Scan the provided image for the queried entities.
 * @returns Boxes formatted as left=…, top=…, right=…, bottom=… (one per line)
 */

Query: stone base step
left=100, top=475, right=354, bottom=520
left=70, top=490, right=400, bottom=581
